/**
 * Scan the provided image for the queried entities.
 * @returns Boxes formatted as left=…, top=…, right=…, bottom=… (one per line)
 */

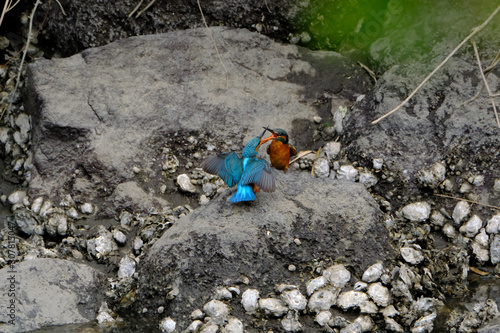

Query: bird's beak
left=256, top=132, right=278, bottom=151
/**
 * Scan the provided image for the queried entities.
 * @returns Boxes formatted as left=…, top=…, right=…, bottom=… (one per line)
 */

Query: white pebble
left=306, top=276, right=327, bottom=296
left=471, top=242, right=489, bottom=263
left=385, top=317, right=404, bottom=332
left=281, top=311, right=303, bottom=332
left=159, top=317, right=176, bottom=333
left=191, top=309, right=204, bottom=320
left=362, top=262, right=384, bottom=283
left=8, top=190, right=26, bottom=205
left=308, top=288, right=337, bottom=312
left=203, top=300, right=229, bottom=325
left=46, top=214, right=68, bottom=236
left=66, top=207, right=79, bottom=219
left=452, top=201, right=470, bottom=225
left=367, top=282, right=391, bottom=307
left=402, top=202, right=431, bottom=222
left=486, top=213, right=500, bottom=234
left=474, top=228, right=489, bottom=247
left=381, top=305, right=400, bottom=317
left=400, top=246, right=424, bottom=265
left=177, top=174, right=197, bottom=193
left=259, top=298, right=288, bottom=317
left=337, top=165, right=358, bottom=181
left=494, top=179, right=500, bottom=192
left=469, top=174, right=484, bottom=186
left=113, top=229, right=127, bottom=244
left=312, top=158, right=330, bottom=178
left=323, top=264, right=351, bottom=288
left=280, top=289, right=307, bottom=311
left=490, top=235, right=500, bottom=264
left=354, top=315, right=374, bottom=332
left=323, top=141, right=341, bottom=160
left=39, top=200, right=53, bottom=217
left=222, top=317, right=243, bottom=333
left=459, top=214, right=482, bottom=238
left=96, top=311, right=114, bottom=324
left=199, top=195, right=210, bottom=205
left=118, top=255, right=136, bottom=279
left=187, top=320, right=203, bottom=332
left=412, top=312, right=437, bottom=333
left=418, top=162, right=446, bottom=188
left=133, top=237, right=144, bottom=251
left=373, top=158, right=384, bottom=170
left=442, top=223, right=457, bottom=239
left=215, top=287, right=233, bottom=300
left=315, top=311, right=332, bottom=327
left=241, top=289, right=259, bottom=313
left=430, top=211, right=445, bottom=227
left=354, top=281, right=368, bottom=291
left=80, top=202, right=94, bottom=214
left=359, top=171, right=378, bottom=188
left=31, top=197, right=44, bottom=214
left=336, top=291, right=369, bottom=310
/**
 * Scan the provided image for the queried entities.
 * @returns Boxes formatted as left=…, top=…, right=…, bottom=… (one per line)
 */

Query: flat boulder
left=25, top=27, right=371, bottom=217
left=137, top=171, right=395, bottom=329
left=0, top=258, right=104, bottom=332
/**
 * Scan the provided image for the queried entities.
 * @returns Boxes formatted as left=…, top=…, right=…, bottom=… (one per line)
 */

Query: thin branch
left=372, top=4, right=500, bottom=125
left=128, top=0, right=143, bottom=18
left=464, top=49, right=500, bottom=105
left=197, top=0, right=228, bottom=86
left=484, top=49, right=500, bottom=74
left=0, top=0, right=22, bottom=28
left=3, top=0, right=40, bottom=121
left=471, top=38, right=500, bottom=127
left=136, top=0, right=156, bottom=18
left=358, top=61, right=377, bottom=83
left=434, top=193, right=500, bottom=210
left=54, top=0, right=66, bottom=16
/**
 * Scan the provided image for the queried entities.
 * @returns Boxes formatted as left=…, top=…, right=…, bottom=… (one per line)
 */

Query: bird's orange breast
left=268, top=140, right=291, bottom=171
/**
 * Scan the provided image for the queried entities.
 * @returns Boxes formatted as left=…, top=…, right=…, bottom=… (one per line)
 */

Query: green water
left=294, top=0, right=500, bottom=71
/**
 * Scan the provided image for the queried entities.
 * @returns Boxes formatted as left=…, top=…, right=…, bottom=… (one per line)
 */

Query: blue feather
left=229, top=184, right=256, bottom=202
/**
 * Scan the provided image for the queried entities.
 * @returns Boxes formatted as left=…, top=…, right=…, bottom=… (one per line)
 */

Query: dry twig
left=0, top=0, right=22, bottom=28
left=372, top=5, right=500, bottom=125
left=197, top=0, right=229, bottom=86
left=434, top=193, right=500, bottom=210
left=358, top=61, right=377, bottom=83
left=2, top=0, right=41, bottom=122
left=471, top=38, right=500, bottom=127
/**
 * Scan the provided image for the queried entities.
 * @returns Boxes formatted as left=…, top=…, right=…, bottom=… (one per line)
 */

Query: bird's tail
left=229, top=184, right=256, bottom=203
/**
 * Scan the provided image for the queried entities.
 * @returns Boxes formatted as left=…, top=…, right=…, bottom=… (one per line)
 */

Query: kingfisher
left=201, top=129, right=275, bottom=203
left=258, top=128, right=297, bottom=173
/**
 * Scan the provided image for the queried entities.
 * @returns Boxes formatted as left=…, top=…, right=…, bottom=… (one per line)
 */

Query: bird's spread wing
left=240, top=159, right=276, bottom=192
left=201, top=153, right=230, bottom=175
left=202, top=152, right=242, bottom=187
left=222, top=153, right=243, bottom=187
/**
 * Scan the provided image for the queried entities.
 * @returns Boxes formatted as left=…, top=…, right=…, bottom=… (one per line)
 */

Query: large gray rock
left=344, top=58, right=500, bottom=207
left=137, top=171, right=395, bottom=330
left=26, top=27, right=371, bottom=217
left=0, top=258, right=104, bottom=332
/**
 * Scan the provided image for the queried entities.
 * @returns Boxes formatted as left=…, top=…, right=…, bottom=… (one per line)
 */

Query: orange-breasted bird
left=202, top=129, right=275, bottom=202
left=258, top=128, right=297, bottom=173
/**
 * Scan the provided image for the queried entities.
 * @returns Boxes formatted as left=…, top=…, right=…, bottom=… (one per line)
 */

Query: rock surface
left=26, top=27, right=371, bottom=217
left=137, top=171, right=395, bottom=329
left=0, top=258, right=104, bottom=332
left=344, top=57, right=500, bottom=208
